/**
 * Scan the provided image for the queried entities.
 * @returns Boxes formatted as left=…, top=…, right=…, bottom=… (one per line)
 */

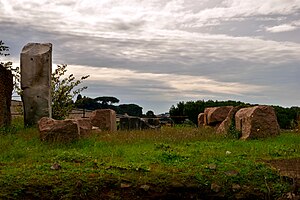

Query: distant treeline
left=169, top=100, right=300, bottom=129
left=75, top=95, right=143, bottom=117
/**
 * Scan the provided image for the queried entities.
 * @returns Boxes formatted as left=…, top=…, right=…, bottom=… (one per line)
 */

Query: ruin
left=216, top=106, right=241, bottom=134
left=203, top=106, right=233, bottom=126
left=198, top=105, right=280, bottom=139
left=235, top=105, right=280, bottom=139
left=21, top=43, right=52, bottom=126
left=0, top=64, right=13, bottom=127
left=197, top=113, right=205, bottom=127
left=119, top=116, right=142, bottom=131
left=90, top=109, right=117, bottom=132
left=39, top=116, right=94, bottom=142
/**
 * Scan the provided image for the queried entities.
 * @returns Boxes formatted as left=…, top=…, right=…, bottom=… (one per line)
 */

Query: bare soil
left=265, top=158, right=300, bottom=179
left=265, top=158, right=300, bottom=199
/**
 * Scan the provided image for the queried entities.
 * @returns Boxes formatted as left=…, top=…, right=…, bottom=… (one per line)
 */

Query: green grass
left=0, top=118, right=299, bottom=199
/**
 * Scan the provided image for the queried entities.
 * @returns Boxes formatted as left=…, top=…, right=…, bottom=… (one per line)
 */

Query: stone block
left=38, top=117, right=93, bottom=142
left=0, top=64, right=13, bottom=127
left=119, top=117, right=141, bottom=130
left=90, top=109, right=117, bottom=132
left=197, top=113, right=205, bottom=127
left=235, top=106, right=280, bottom=139
left=21, top=43, right=52, bottom=126
left=216, top=106, right=242, bottom=134
left=39, top=117, right=79, bottom=142
left=204, top=106, right=233, bottom=126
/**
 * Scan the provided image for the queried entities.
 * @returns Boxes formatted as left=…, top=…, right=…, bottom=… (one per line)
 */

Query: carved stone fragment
left=21, top=43, right=52, bottom=126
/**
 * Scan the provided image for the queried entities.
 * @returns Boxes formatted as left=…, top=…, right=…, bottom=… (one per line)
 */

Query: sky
left=1, top=0, right=300, bottom=114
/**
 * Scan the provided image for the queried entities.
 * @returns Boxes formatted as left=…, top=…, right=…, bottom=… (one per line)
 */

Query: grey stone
left=119, top=116, right=141, bottom=130
left=21, top=43, right=52, bottom=127
left=119, top=116, right=161, bottom=131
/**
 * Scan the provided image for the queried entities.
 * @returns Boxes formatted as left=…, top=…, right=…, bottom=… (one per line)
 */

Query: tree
left=75, top=96, right=100, bottom=110
left=119, top=104, right=143, bottom=117
left=52, top=64, right=89, bottom=119
left=169, top=101, right=186, bottom=124
left=94, top=96, right=120, bottom=108
left=146, top=110, right=155, bottom=117
left=183, top=101, right=204, bottom=125
left=0, top=40, right=10, bottom=56
left=76, top=94, right=82, bottom=102
left=0, top=41, right=20, bottom=95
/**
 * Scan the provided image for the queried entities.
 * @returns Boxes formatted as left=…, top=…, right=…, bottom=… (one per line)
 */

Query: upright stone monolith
left=0, top=64, right=13, bottom=127
left=21, top=43, right=52, bottom=126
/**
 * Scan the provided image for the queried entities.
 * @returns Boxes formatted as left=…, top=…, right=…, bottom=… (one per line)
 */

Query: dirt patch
left=265, top=158, right=300, bottom=179
left=265, top=158, right=300, bottom=198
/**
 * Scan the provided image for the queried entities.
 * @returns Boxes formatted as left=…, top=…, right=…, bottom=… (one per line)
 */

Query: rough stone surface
left=216, top=106, right=242, bottom=134
left=0, top=64, right=13, bottom=127
left=76, top=118, right=93, bottom=137
left=204, top=106, right=233, bottom=126
left=197, top=113, right=205, bottom=127
left=141, top=118, right=161, bottom=130
left=119, top=117, right=141, bottom=131
left=38, top=117, right=80, bottom=142
left=119, top=117, right=161, bottom=131
left=235, top=106, right=280, bottom=139
left=38, top=117, right=92, bottom=142
left=21, top=43, right=52, bottom=127
left=90, top=109, right=117, bottom=132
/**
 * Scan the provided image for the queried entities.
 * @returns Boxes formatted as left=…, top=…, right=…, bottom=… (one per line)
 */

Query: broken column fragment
left=0, top=64, right=13, bottom=127
left=21, top=43, right=52, bottom=126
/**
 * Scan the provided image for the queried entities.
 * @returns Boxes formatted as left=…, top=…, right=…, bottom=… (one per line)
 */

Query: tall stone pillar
left=0, top=64, right=13, bottom=127
left=21, top=43, right=52, bottom=127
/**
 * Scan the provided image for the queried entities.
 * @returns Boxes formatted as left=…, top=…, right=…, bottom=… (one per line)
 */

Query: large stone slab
left=119, top=117, right=142, bottom=131
left=119, top=117, right=161, bottom=131
left=76, top=118, right=93, bottom=137
left=21, top=43, right=52, bottom=127
left=39, top=117, right=79, bottom=142
left=90, top=109, right=117, bottom=132
left=197, top=113, right=205, bottom=127
left=0, top=64, right=13, bottom=127
left=204, top=106, right=233, bottom=126
left=235, top=106, right=280, bottom=139
left=216, top=106, right=242, bottom=134
left=38, top=117, right=92, bottom=142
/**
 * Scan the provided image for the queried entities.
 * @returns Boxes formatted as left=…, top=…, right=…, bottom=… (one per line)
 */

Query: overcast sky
left=1, top=0, right=300, bottom=114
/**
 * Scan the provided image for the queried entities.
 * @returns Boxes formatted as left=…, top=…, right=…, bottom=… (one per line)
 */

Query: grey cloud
left=2, top=0, right=300, bottom=113
left=111, top=19, right=147, bottom=31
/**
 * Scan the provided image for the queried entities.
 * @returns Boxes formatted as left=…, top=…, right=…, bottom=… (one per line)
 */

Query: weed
left=0, top=118, right=299, bottom=199
left=227, top=119, right=242, bottom=139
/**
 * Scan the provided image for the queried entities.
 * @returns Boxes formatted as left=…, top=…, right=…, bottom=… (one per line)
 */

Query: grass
left=0, top=118, right=299, bottom=199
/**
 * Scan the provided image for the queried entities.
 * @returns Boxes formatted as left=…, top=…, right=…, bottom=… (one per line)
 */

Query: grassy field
left=0, top=118, right=299, bottom=199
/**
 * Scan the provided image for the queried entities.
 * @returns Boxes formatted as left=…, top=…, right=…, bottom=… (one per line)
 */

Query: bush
left=52, top=64, right=89, bottom=119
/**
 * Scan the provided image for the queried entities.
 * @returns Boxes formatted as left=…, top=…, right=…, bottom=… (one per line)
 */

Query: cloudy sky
left=1, top=0, right=300, bottom=114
